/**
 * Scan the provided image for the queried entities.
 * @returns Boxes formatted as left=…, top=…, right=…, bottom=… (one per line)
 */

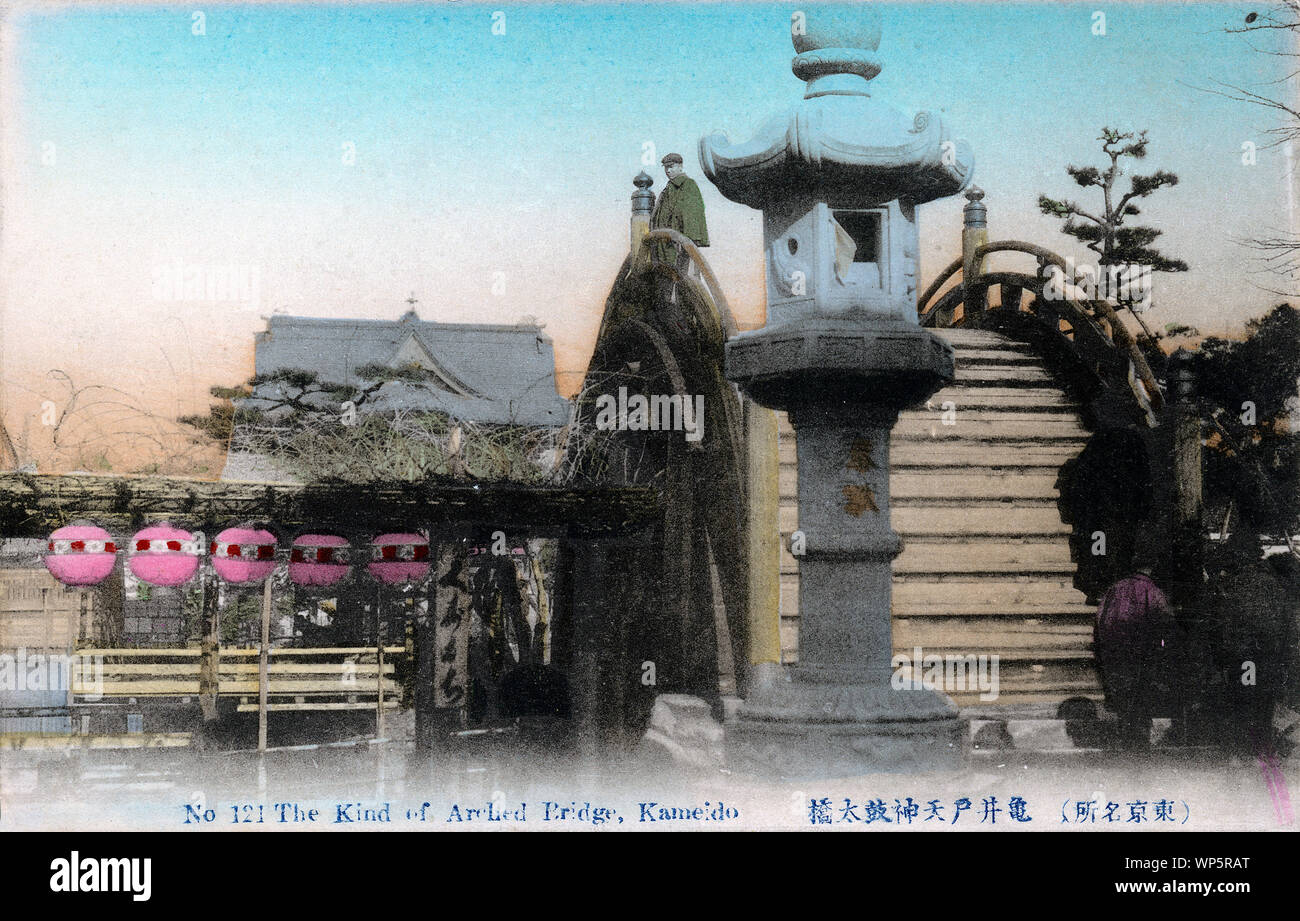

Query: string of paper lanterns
left=44, top=523, right=435, bottom=589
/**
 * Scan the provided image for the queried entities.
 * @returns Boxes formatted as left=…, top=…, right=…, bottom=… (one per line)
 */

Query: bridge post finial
left=963, top=186, right=987, bottom=229
left=962, top=187, right=989, bottom=314
left=630, top=171, right=655, bottom=259
left=1169, top=347, right=1198, bottom=404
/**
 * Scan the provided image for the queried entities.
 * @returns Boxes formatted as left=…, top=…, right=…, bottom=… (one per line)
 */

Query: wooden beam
left=79, top=646, right=406, bottom=657
left=0, top=473, right=660, bottom=537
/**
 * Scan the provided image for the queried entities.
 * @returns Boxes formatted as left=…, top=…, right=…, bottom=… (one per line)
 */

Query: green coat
left=650, top=174, right=709, bottom=264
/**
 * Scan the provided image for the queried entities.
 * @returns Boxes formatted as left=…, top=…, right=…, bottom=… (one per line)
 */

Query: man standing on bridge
left=651, top=153, right=709, bottom=274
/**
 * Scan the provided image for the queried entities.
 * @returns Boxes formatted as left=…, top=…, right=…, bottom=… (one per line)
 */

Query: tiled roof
left=249, top=312, right=570, bottom=427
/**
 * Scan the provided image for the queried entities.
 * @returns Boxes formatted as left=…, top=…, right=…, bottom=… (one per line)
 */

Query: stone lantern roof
left=699, top=7, right=973, bottom=209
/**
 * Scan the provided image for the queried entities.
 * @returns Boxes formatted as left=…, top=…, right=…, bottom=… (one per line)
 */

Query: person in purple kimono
left=1094, top=542, right=1185, bottom=751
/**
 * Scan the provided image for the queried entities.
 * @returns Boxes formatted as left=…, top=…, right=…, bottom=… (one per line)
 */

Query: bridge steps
left=776, top=327, right=1100, bottom=708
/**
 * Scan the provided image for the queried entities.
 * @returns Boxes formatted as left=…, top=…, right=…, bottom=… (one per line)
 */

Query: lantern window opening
left=831, top=209, right=883, bottom=264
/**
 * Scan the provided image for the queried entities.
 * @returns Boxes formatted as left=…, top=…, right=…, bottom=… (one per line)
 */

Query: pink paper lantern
left=129, top=524, right=200, bottom=587
left=210, top=527, right=277, bottom=584
left=45, top=524, right=118, bottom=586
left=368, top=532, right=431, bottom=584
left=289, top=534, right=352, bottom=587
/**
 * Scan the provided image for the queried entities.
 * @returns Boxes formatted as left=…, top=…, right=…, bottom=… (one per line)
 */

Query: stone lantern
left=699, top=6, right=973, bottom=775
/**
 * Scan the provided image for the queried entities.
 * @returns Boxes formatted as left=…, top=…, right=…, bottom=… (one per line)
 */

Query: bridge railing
left=637, top=227, right=739, bottom=338
left=918, top=237, right=1164, bottom=416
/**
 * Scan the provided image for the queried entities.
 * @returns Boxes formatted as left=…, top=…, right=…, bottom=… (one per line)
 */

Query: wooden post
left=413, top=577, right=435, bottom=754
left=961, top=187, right=988, bottom=318
left=529, top=549, right=550, bottom=664
left=257, top=575, right=272, bottom=752
left=77, top=590, right=89, bottom=649
left=71, top=589, right=87, bottom=707
left=630, top=171, right=655, bottom=270
left=743, top=400, right=782, bottom=694
left=569, top=539, right=607, bottom=757
left=661, top=439, right=695, bottom=692
left=549, top=539, right=575, bottom=676
left=198, top=570, right=221, bottom=726
left=605, top=542, right=629, bottom=749
left=448, top=424, right=465, bottom=478
left=375, top=584, right=386, bottom=740
left=1170, top=349, right=1203, bottom=604
left=40, top=585, right=50, bottom=650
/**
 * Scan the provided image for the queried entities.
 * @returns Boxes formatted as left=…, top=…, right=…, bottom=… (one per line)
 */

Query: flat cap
left=661, top=152, right=684, bottom=165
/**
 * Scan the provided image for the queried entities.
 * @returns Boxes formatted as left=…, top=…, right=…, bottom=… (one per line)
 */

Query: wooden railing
left=616, top=226, right=749, bottom=466
left=74, top=647, right=404, bottom=711
left=917, top=240, right=1163, bottom=415
left=639, top=228, right=739, bottom=338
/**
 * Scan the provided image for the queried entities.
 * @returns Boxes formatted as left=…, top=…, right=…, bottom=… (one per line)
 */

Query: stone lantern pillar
left=699, top=7, right=974, bottom=775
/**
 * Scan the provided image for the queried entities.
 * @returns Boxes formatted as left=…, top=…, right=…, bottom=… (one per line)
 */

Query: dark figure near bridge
left=499, top=663, right=573, bottom=751
left=1201, top=520, right=1294, bottom=759
left=499, top=663, right=571, bottom=720
left=1094, top=541, right=1186, bottom=751
left=1059, top=427, right=1153, bottom=604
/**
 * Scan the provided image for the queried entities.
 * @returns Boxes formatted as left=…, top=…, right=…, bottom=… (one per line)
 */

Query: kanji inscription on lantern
left=842, top=484, right=879, bottom=518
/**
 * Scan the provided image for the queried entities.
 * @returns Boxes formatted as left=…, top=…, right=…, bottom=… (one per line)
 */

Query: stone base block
left=635, top=694, right=725, bottom=774
left=725, top=672, right=967, bottom=777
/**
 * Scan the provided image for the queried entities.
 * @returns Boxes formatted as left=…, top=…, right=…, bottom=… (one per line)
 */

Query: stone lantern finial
left=791, top=6, right=883, bottom=95
left=701, top=4, right=973, bottom=327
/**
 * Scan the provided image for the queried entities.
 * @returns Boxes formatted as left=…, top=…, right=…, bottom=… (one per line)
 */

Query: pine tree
left=1038, top=127, right=1188, bottom=274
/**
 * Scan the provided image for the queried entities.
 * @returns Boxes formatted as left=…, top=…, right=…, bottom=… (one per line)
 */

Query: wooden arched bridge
left=581, top=183, right=1183, bottom=716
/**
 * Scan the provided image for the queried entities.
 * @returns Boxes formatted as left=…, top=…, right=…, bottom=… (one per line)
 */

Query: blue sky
left=1, top=1, right=1294, bottom=466
left=12, top=2, right=1289, bottom=216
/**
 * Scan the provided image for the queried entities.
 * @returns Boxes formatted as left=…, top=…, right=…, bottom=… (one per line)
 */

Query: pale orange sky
left=2, top=1, right=1294, bottom=474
